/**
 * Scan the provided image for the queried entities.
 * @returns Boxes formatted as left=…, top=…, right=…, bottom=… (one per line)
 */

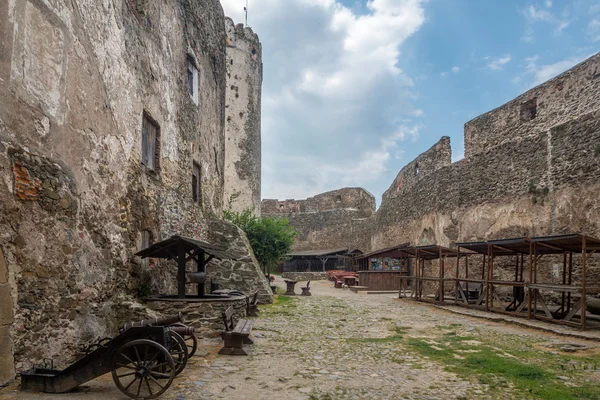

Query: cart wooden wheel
left=172, top=323, right=198, bottom=357
left=111, top=339, right=175, bottom=399
left=168, top=331, right=188, bottom=375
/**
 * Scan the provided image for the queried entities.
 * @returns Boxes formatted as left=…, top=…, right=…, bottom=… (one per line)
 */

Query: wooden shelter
left=403, top=245, right=457, bottom=303
left=354, top=243, right=410, bottom=291
left=135, top=235, right=232, bottom=298
left=283, top=248, right=355, bottom=272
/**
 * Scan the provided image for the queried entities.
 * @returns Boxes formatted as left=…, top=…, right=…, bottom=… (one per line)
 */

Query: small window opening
left=520, top=97, right=537, bottom=121
left=279, top=203, right=284, bottom=209
left=415, top=162, right=420, bottom=176
left=187, top=55, right=199, bottom=105
left=141, top=113, right=160, bottom=172
left=335, top=195, right=342, bottom=202
left=192, top=162, right=202, bottom=205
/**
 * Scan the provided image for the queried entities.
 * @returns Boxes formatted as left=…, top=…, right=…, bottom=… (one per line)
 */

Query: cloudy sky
left=220, top=0, right=600, bottom=206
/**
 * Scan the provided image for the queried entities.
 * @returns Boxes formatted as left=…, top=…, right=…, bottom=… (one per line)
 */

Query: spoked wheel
left=172, top=323, right=198, bottom=358
left=111, top=339, right=175, bottom=399
left=168, top=331, right=188, bottom=375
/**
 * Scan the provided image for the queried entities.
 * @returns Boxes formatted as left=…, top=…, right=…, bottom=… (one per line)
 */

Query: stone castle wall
left=265, top=53, right=600, bottom=286
left=223, top=18, right=263, bottom=215
left=261, top=188, right=376, bottom=251
left=382, top=136, right=451, bottom=204
left=464, top=53, right=600, bottom=158
left=0, top=0, right=268, bottom=384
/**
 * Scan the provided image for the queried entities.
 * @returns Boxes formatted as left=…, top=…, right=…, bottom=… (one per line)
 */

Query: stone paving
left=1, top=279, right=599, bottom=400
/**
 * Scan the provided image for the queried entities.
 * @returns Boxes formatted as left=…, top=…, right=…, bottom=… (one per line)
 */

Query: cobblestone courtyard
left=2, top=279, right=600, bottom=400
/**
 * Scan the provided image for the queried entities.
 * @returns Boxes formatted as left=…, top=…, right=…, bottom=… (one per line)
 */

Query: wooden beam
left=177, top=242, right=187, bottom=298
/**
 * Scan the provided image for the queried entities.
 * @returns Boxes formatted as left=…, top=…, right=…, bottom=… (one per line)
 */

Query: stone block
left=0, top=248, right=6, bottom=284
left=0, top=284, right=14, bottom=325
left=0, top=325, right=15, bottom=386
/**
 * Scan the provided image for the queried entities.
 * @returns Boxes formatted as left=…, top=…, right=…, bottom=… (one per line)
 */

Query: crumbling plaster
left=0, top=0, right=268, bottom=383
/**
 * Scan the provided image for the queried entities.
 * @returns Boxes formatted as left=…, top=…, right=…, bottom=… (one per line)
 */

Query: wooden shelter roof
left=135, top=235, right=233, bottom=260
left=356, top=243, right=410, bottom=260
left=403, top=245, right=457, bottom=260
left=488, top=237, right=531, bottom=255
left=287, top=248, right=349, bottom=257
left=530, top=233, right=600, bottom=253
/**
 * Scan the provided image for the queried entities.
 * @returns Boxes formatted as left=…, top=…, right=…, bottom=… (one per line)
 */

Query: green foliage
left=223, top=208, right=297, bottom=271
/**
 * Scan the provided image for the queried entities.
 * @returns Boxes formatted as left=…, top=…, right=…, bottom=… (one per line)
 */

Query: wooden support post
left=561, top=251, right=567, bottom=314
left=486, top=245, right=491, bottom=312
left=582, top=237, right=587, bottom=330
left=197, top=250, right=205, bottom=297
left=177, top=242, right=186, bottom=299
left=567, top=251, right=573, bottom=315
left=439, top=247, right=444, bottom=303
left=455, top=249, right=460, bottom=304
left=528, top=242, right=533, bottom=320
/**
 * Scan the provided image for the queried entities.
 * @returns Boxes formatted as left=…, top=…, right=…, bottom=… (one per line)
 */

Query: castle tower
left=223, top=18, right=263, bottom=215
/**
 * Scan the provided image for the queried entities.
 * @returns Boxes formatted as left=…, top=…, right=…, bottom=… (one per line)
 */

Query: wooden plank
left=564, top=298, right=582, bottom=322
left=492, top=287, right=506, bottom=311
left=241, top=320, right=254, bottom=335
left=534, top=290, right=554, bottom=319
left=516, top=292, right=530, bottom=313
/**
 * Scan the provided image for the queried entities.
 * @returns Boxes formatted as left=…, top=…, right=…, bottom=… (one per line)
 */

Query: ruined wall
left=223, top=18, right=262, bottom=215
left=261, top=188, right=376, bottom=251
left=382, top=136, right=451, bottom=204
left=464, top=53, right=600, bottom=158
left=374, top=109, right=600, bottom=250
left=265, top=53, right=600, bottom=286
left=0, top=0, right=270, bottom=383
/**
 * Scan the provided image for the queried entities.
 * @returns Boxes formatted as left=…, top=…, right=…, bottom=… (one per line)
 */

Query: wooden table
left=284, top=279, right=297, bottom=295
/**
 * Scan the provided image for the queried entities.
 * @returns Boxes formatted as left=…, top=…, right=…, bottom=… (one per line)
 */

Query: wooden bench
left=247, top=291, right=259, bottom=317
left=301, top=281, right=311, bottom=296
left=219, top=306, right=254, bottom=356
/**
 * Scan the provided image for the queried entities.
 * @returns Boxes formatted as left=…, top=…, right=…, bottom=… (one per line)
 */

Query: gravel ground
left=1, top=278, right=599, bottom=400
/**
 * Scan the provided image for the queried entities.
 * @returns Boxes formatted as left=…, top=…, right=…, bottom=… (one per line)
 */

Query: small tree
left=223, top=208, right=296, bottom=276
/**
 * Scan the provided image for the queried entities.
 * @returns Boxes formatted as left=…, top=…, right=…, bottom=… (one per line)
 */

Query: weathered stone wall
left=266, top=54, right=600, bottom=291
left=281, top=272, right=328, bottom=282
left=374, top=109, right=600, bottom=251
left=223, top=18, right=262, bottom=215
left=261, top=188, right=376, bottom=251
left=0, top=0, right=268, bottom=384
left=464, top=53, right=600, bottom=158
left=207, top=218, right=273, bottom=304
left=382, top=136, right=451, bottom=204
left=146, top=295, right=247, bottom=336
left=263, top=187, right=376, bottom=215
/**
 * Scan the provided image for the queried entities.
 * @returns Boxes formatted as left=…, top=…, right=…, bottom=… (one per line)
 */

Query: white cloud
left=486, top=54, right=511, bottom=70
left=220, top=0, right=426, bottom=200
left=524, top=5, right=552, bottom=22
left=589, top=18, right=600, bottom=42
left=451, top=66, right=460, bottom=73
left=440, top=71, right=448, bottom=78
left=521, top=4, right=570, bottom=42
left=524, top=54, right=589, bottom=86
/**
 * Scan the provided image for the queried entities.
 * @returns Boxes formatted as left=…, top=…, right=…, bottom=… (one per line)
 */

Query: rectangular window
left=187, top=55, right=198, bottom=105
left=192, top=162, right=201, bottom=204
left=520, top=97, right=537, bottom=122
left=142, top=114, right=159, bottom=171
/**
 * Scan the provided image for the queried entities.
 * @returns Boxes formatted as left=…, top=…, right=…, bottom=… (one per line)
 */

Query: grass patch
left=273, top=295, right=295, bottom=306
left=405, top=333, right=600, bottom=400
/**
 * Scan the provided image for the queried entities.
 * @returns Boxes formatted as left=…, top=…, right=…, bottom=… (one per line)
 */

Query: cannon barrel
left=122, top=313, right=183, bottom=330
left=169, top=326, right=195, bottom=336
